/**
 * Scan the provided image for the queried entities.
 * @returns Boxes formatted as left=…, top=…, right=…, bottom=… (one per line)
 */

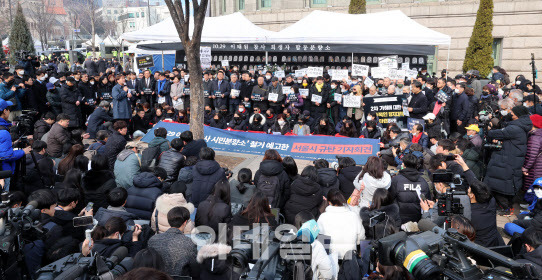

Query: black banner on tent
left=363, top=95, right=408, bottom=129
left=139, top=42, right=435, bottom=55
left=136, top=55, right=154, bottom=69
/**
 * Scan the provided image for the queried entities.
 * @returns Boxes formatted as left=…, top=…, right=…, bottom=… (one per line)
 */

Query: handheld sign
left=307, top=67, right=323, bottom=78
left=343, top=95, right=362, bottom=108
left=136, top=55, right=154, bottom=69
left=221, top=60, right=229, bottom=67
left=274, top=71, right=285, bottom=78
left=231, top=89, right=240, bottom=98
left=352, top=64, right=369, bottom=77
left=299, top=88, right=309, bottom=98
left=332, top=69, right=349, bottom=81
left=311, top=94, right=322, bottom=103
left=268, top=93, right=279, bottom=102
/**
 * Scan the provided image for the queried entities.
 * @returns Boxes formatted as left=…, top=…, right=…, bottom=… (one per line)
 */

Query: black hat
left=271, top=77, right=279, bottom=82
left=512, top=105, right=530, bottom=117
left=303, top=110, right=310, bottom=117
left=219, top=105, right=227, bottom=110
left=66, top=77, right=76, bottom=83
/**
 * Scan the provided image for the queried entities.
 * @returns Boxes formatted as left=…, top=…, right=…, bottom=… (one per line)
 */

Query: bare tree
left=26, top=0, right=55, bottom=51
left=164, top=0, right=209, bottom=139
left=65, top=0, right=99, bottom=58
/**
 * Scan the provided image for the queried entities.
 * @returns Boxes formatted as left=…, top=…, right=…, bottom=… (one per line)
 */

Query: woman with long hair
left=82, top=217, right=143, bottom=258
left=282, top=156, right=299, bottom=183
left=353, top=156, right=391, bottom=208
left=229, top=168, right=256, bottom=209
left=359, top=188, right=400, bottom=239
left=195, top=179, right=232, bottom=234
left=232, top=191, right=278, bottom=229
left=254, top=149, right=291, bottom=208
left=283, top=166, right=323, bottom=224
left=338, top=119, right=358, bottom=138
left=57, top=144, right=85, bottom=176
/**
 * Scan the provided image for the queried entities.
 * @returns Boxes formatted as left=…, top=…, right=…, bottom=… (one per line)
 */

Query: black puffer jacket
left=317, top=168, right=339, bottom=195
left=254, top=160, right=291, bottom=209
left=389, top=167, right=431, bottom=224
left=82, top=169, right=116, bottom=212
left=360, top=203, right=401, bottom=240
left=59, top=83, right=83, bottom=127
left=283, top=176, right=323, bottom=225
left=484, top=115, right=532, bottom=195
left=195, top=197, right=232, bottom=234
left=33, top=119, right=51, bottom=140
left=471, top=198, right=505, bottom=247
left=338, top=165, right=362, bottom=199
left=104, top=131, right=127, bottom=169
left=191, top=160, right=226, bottom=207
left=125, top=172, right=163, bottom=219
left=157, top=149, right=185, bottom=182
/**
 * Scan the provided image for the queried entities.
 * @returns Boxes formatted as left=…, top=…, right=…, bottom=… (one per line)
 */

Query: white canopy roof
left=268, top=10, right=451, bottom=46
left=121, top=12, right=275, bottom=43
left=82, top=35, right=103, bottom=47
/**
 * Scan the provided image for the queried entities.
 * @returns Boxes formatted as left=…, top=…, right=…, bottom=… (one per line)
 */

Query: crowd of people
left=0, top=54, right=541, bottom=280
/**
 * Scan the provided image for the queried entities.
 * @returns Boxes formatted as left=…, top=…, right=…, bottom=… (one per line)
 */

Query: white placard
left=334, top=94, right=342, bottom=102
left=299, top=88, right=309, bottom=98
left=332, top=69, right=349, bottom=81
left=311, top=94, right=323, bottom=103
left=396, top=70, right=406, bottom=80
left=231, top=89, right=240, bottom=98
left=274, top=70, right=285, bottom=78
left=343, top=95, right=362, bottom=108
left=378, top=55, right=398, bottom=69
left=268, top=92, right=279, bottom=102
left=200, top=46, right=212, bottom=69
left=221, top=60, right=229, bottom=67
left=406, top=69, right=418, bottom=79
left=157, top=96, right=166, bottom=104
left=327, top=69, right=335, bottom=76
left=172, top=98, right=183, bottom=108
left=364, top=77, right=374, bottom=88
left=184, top=74, right=190, bottom=81
left=371, top=67, right=389, bottom=79
left=352, top=64, right=369, bottom=77
left=401, top=62, right=410, bottom=70
left=307, top=67, right=323, bottom=78
left=295, top=69, right=307, bottom=77
left=283, top=86, right=292, bottom=95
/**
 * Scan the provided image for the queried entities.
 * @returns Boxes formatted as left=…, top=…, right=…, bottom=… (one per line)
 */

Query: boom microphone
left=106, top=246, right=129, bottom=269
left=417, top=218, right=440, bottom=232
left=98, top=258, right=134, bottom=280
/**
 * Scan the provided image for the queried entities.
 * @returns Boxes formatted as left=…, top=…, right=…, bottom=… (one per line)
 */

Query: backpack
left=257, top=174, right=280, bottom=207
left=84, top=142, right=104, bottom=160
left=337, top=250, right=364, bottom=280
left=140, top=145, right=161, bottom=169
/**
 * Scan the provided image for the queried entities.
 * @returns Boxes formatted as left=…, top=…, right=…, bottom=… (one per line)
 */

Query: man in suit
left=138, top=70, right=155, bottom=106
left=154, top=72, right=171, bottom=106
left=210, top=71, right=231, bottom=109
left=126, top=72, right=139, bottom=107
left=97, top=58, right=107, bottom=75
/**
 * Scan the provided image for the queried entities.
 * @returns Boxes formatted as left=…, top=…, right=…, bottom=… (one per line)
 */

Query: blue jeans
left=3, top=177, right=10, bottom=192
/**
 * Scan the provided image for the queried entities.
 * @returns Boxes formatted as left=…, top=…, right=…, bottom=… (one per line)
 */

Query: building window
left=238, top=0, right=245, bottom=10
left=129, top=22, right=135, bottom=28
left=311, top=0, right=326, bottom=7
left=141, top=11, right=145, bottom=17
left=492, top=38, right=503, bottom=66
left=114, top=10, right=118, bottom=14
left=136, top=12, right=139, bottom=17
left=222, top=0, right=226, bottom=13
left=259, top=0, right=271, bottom=9
left=107, top=10, right=111, bottom=14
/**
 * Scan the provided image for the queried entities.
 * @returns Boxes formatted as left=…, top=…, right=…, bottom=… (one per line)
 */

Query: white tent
left=268, top=10, right=451, bottom=46
left=82, top=34, right=103, bottom=47
left=102, top=35, right=122, bottom=47
left=121, top=12, right=275, bottom=43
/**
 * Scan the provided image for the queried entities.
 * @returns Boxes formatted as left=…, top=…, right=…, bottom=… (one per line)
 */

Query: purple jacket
left=523, top=129, right=542, bottom=190
left=285, top=92, right=303, bottom=110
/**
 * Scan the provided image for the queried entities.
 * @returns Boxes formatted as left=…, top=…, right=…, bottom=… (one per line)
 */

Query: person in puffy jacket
left=284, top=166, right=323, bottom=225
left=314, top=159, right=339, bottom=196
left=389, top=154, right=431, bottom=224
left=114, top=142, right=142, bottom=189
left=195, top=179, right=232, bottom=234
left=104, top=121, right=128, bottom=169
left=147, top=127, right=170, bottom=153
left=523, top=114, right=542, bottom=191
left=196, top=243, right=233, bottom=280
left=353, top=156, right=391, bottom=208
left=253, top=149, right=291, bottom=209
left=125, top=172, right=163, bottom=219
left=190, top=147, right=226, bottom=207
left=337, top=157, right=362, bottom=199
left=47, top=114, right=72, bottom=158
left=151, top=182, right=195, bottom=234
left=82, top=154, right=117, bottom=212
left=94, top=187, right=138, bottom=226
left=33, top=112, right=55, bottom=141
left=157, top=138, right=185, bottom=182
left=359, top=188, right=401, bottom=240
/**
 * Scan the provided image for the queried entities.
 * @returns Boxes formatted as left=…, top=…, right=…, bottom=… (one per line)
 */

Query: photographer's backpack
left=140, top=145, right=161, bottom=169
left=257, top=174, right=280, bottom=206
left=338, top=250, right=363, bottom=280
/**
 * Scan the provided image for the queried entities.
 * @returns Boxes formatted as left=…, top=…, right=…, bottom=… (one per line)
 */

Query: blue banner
left=141, top=122, right=380, bottom=164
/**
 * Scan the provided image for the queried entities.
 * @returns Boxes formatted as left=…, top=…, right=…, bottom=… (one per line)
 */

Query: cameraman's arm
left=487, top=124, right=515, bottom=141
left=455, top=155, right=478, bottom=185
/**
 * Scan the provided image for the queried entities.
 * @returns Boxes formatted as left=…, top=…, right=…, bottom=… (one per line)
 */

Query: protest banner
left=363, top=95, right=408, bottom=129
left=142, top=122, right=379, bottom=164
left=136, top=55, right=154, bottom=69
left=352, top=64, right=369, bottom=77
left=407, top=117, right=425, bottom=131
left=364, top=77, right=374, bottom=88
left=307, top=67, right=323, bottom=78
left=406, top=69, right=418, bottom=79
left=295, top=69, right=307, bottom=77
left=343, top=95, right=362, bottom=108
left=332, top=69, right=349, bottom=81
left=200, top=46, right=212, bottom=69
left=378, top=56, right=398, bottom=69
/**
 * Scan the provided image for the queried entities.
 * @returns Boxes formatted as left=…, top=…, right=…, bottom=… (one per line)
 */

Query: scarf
left=412, top=133, right=422, bottom=144
left=432, top=102, right=442, bottom=116
left=315, top=83, right=323, bottom=92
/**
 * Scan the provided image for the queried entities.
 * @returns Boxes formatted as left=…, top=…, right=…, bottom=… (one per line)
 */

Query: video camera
left=373, top=226, right=540, bottom=280
left=12, top=110, right=39, bottom=143
left=432, top=170, right=467, bottom=225
left=230, top=227, right=311, bottom=280
left=35, top=247, right=133, bottom=280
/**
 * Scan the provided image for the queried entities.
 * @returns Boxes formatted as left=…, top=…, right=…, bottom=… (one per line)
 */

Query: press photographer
left=0, top=99, right=31, bottom=191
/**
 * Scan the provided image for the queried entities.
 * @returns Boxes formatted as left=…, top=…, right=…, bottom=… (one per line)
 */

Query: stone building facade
left=208, top=0, right=542, bottom=81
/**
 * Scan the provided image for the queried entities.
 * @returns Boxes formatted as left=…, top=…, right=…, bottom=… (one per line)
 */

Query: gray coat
left=112, top=84, right=131, bottom=119
left=148, top=228, right=197, bottom=277
left=114, top=150, right=141, bottom=188
left=229, top=179, right=256, bottom=208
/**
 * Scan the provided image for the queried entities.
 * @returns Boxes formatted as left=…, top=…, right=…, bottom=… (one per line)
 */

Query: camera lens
left=392, top=243, right=442, bottom=279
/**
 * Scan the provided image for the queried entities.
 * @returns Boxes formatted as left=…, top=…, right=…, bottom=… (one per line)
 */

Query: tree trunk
left=91, top=5, right=96, bottom=59
left=186, top=45, right=204, bottom=140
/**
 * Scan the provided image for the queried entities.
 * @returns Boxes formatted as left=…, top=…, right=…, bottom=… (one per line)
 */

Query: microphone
left=418, top=218, right=440, bottom=232
left=106, top=246, right=129, bottom=269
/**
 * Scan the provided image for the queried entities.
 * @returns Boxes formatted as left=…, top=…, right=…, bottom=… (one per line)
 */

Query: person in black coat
left=86, top=102, right=113, bottom=139
left=85, top=217, right=144, bottom=258
left=33, top=113, right=55, bottom=141
left=337, top=157, right=363, bottom=199
left=407, top=81, right=428, bottom=119
left=190, top=147, right=227, bottom=207
left=130, top=109, right=150, bottom=135
left=81, top=154, right=117, bottom=213
left=484, top=107, right=532, bottom=213
left=468, top=179, right=505, bottom=247
left=125, top=172, right=163, bottom=220
left=97, top=58, right=107, bottom=75
left=195, top=179, right=232, bottom=235
left=253, top=150, right=292, bottom=210
left=283, top=166, right=323, bottom=225
left=79, top=74, right=98, bottom=120
left=52, top=188, right=92, bottom=242
left=308, top=77, right=330, bottom=119
left=180, top=130, right=207, bottom=158
left=450, top=83, right=470, bottom=134
left=360, top=188, right=401, bottom=240
left=59, top=77, right=83, bottom=128
left=211, top=72, right=231, bottom=109
left=314, top=159, right=339, bottom=196
left=138, top=70, right=156, bottom=106
left=389, top=154, right=431, bottom=224
left=157, top=138, right=186, bottom=182
left=103, top=121, right=128, bottom=169
left=313, top=117, right=335, bottom=135
left=209, top=112, right=227, bottom=129
left=228, top=113, right=249, bottom=131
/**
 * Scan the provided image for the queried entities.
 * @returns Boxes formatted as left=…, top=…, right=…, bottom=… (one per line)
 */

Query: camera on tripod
left=431, top=170, right=466, bottom=219
left=373, top=227, right=540, bottom=280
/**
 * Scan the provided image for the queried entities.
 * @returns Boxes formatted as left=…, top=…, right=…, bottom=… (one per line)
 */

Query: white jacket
left=311, top=240, right=337, bottom=280
left=317, top=205, right=365, bottom=259
left=353, top=172, right=391, bottom=208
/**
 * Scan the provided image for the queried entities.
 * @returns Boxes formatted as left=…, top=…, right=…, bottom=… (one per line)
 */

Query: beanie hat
left=511, top=106, right=530, bottom=118
left=530, top=114, right=542, bottom=129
